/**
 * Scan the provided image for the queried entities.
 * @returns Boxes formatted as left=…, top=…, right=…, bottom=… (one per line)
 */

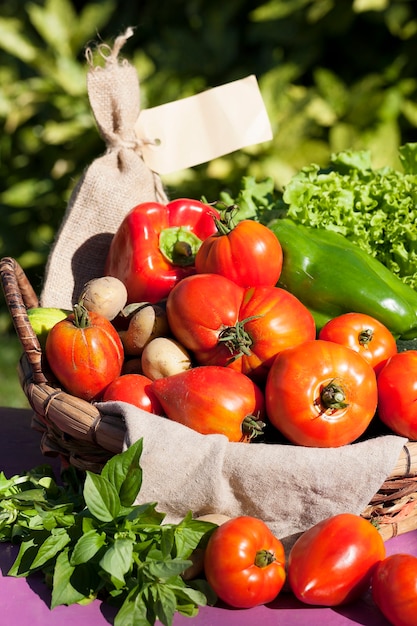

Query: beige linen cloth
left=98, top=400, right=406, bottom=542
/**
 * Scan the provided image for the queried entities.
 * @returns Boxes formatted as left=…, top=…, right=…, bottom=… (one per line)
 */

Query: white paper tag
left=135, top=75, right=273, bottom=175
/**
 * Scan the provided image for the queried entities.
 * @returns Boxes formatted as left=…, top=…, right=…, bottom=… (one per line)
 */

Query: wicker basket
left=2, top=255, right=417, bottom=540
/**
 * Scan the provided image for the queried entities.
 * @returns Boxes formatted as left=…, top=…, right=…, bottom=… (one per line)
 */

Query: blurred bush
left=1, top=0, right=417, bottom=332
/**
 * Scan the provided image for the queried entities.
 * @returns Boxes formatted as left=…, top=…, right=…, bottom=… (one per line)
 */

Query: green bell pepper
left=268, top=218, right=417, bottom=340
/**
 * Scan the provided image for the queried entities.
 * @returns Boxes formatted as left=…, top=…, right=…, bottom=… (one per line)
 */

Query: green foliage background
left=1, top=0, right=417, bottom=404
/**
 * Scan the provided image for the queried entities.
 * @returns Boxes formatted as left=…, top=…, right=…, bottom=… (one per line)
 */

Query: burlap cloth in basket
left=97, top=401, right=407, bottom=544
left=35, top=28, right=408, bottom=546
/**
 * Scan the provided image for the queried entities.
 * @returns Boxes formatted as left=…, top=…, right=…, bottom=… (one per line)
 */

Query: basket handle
left=0, top=257, right=47, bottom=384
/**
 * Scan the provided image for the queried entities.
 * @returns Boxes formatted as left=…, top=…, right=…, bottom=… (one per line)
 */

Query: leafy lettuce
left=282, top=143, right=417, bottom=290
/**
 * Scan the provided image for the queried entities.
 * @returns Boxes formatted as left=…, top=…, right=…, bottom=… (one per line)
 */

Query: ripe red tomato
left=45, top=304, right=124, bottom=401
left=166, top=273, right=316, bottom=384
left=372, top=553, right=417, bottom=626
left=150, top=366, right=265, bottom=442
left=318, top=312, right=397, bottom=374
left=195, top=217, right=283, bottom=287
left=101, top=373, right=163, bottom=414
left=265, top=339, right=378, bottom=447
left=377, top=350, right=417, bottom=439
left=288, top=513, right=386, bottom=606
left=204, top=516, right=286, bottom=608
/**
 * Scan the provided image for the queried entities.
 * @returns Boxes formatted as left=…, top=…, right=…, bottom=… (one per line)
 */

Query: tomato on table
left=204, top=516, right=286, bottom=608
left=101, top=373, right=163, bottom=414
left=318, top=312, right=397, bottom=374
left=377, top=350, right=417, bottom=439
left=45, top=304, right=124, bottom=401
left=372, top=553, right=417, bottom=626
left=265, top=339, right=378, bottom=447
left=288, top=513, right=386, bottom=606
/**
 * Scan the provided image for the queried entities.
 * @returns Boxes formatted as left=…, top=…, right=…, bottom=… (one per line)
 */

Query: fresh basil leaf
left=101, top=438, right=143, bottom=506
left=30, top=527, right=70, bottom=570
left=83, top=472, right=121, bottom=522
left=70, top=528, right=106, bottom=565
left=99, top=537, right=134, bottom=582
left=114, top=587, right=151, bottom=626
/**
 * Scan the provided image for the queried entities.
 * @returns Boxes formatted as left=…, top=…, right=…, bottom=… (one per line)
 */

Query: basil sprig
left=0, top=440, right=216, bottom=626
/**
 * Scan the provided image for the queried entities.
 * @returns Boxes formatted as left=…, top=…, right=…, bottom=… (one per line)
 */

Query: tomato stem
left=254, top=549, right=276, bottom=568
left=320, top=379, right=349, bottom=410
left=358, top=328, right=373, bottom=346
left=73, top=303, right=91, bottom=329
left=241, top=415, right=266, bottom=441
left=217, top=315, right=260, bottom=362
left=214, top=204, right=239, bottom=235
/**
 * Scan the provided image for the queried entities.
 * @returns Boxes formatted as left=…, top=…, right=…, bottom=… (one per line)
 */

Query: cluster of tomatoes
left=40, top=204, right=417, bottom=625
left=203, top=511, right=417, bottom=626
left=44, top=209, right=417, bottom=447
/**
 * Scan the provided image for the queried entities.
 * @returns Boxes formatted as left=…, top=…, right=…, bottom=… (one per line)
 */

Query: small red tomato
left=102, top=374, right=163, bottom=414
left=377, top=350, right=417, bottom=439
left=265, top=339, right=378, bottom=447
left=372, top=553, right=417, bottom=626
left=195, top=215, right=283, bottom=288
left=150, top=366, right=265, bottom=442
left=204, top=516, right=286, bottom=608
left=318, top=312, right=397, bottom=374
left=45, top=304, right=124, bottom=401
left=288, top=513, right=386, bottom=606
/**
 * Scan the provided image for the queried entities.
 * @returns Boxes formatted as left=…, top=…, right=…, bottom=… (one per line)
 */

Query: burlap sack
left=41, top=27, right=168, bottom=310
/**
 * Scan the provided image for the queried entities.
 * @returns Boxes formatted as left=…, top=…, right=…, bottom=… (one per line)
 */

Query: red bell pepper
left=105, top=198, right=219, bottom=303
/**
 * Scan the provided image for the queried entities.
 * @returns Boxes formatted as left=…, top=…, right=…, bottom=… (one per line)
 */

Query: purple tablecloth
left=1, top=407, right=414, bottom=626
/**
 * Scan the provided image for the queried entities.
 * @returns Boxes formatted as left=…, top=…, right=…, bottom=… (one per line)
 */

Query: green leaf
left=99, top=537, right=134, bottom=583
left=114, top=587, right=150, bottom=626
left=51, top=549, right=86, bottom=608
left=30, top=527, right=70, bottom=569
left=152, top=584, right=177, bottom=626
left=70, top=529, right=107, bottom=565
left=101, top=439, right=143, bottom=507
left=83, top=472, right=121, bottom=522
left=27, top=0, right=77, bottom=57
left=147, top=558, right=192, bottom=580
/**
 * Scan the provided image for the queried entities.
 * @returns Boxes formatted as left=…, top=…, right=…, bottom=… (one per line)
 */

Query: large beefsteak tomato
left=166, top=273, right=315, bottom=384
left=265, top=339, right=378, bottom=447
left=377, top=350, right=417, bottom=439
left=204, top=516, right=286, bottom=608
left=150, top=366, right=265, bottom=442
left=372, top=553, right=417, bottom=626
left=45, top=304, right=124, bottom=401
left=288, top=513, right=386, bottom=606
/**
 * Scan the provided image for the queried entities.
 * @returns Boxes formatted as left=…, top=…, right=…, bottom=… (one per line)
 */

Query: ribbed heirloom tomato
left=288, top=513, right=386, bottom=606
left=204, top=516, right=286, bottom=608
left=45, top=304, right=124, bottom=401
left=265, top=339, right=378, bottom=447
left=166, top=273, right=316, bottom=384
